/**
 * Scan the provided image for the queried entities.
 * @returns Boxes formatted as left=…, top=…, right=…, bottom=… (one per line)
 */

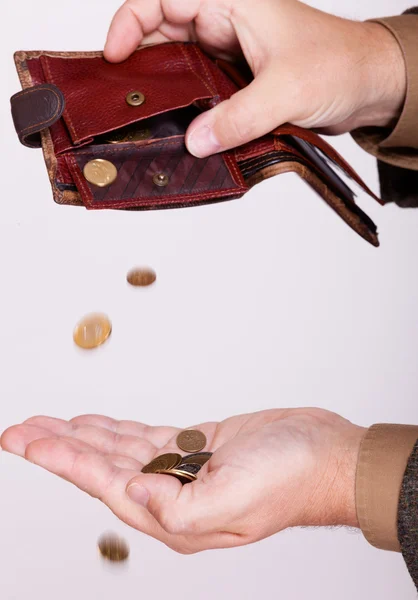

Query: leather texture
left=68, top=137, right=245, bottom=210
left=11, top=42, right=381, bottom=246
left=39, top=44, right=216, bottom=147
left=11, top=83, right=65, bottom=148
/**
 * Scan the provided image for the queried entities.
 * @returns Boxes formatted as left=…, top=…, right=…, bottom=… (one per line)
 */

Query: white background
left=1, top=0, right=417, bottom=598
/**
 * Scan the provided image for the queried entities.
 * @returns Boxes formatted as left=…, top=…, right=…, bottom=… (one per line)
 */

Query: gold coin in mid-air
left=142, top=453, right=182, bottom=474
left=176, top=430, right=207, bottom=453
left=83, top=158, right=117, bottom=187
left=126, top=267, right=157, bottom=287
left=73, top=313, right=112, bottom=350
left=98, top=533, right=129, bottom=562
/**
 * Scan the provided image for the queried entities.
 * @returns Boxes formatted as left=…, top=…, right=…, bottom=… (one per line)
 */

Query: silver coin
left=180, top=452, right=212, bottom=467
left=177, top=463, right=202, bottom=475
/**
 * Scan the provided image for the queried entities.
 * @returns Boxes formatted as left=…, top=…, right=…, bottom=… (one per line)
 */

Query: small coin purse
left=11, top=42, right=381, bottom=246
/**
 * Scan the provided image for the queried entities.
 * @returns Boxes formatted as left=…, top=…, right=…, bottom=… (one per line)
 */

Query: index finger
left=104, top=0, right=201, bottom=62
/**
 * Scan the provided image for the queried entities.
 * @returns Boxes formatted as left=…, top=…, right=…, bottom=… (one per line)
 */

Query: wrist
left=328, top=423, right=366, bottom=528
left=305, top=421, right=366, bottom=529
left=352, top=22, right=406, bottom=129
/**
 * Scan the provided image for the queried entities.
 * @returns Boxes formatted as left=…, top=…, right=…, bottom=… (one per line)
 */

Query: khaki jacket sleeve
left=352, top=12, right=418, bottom=171
left=356, top=424, right=418, bottom=552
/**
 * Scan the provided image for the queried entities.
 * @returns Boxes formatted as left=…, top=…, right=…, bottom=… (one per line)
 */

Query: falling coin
left=142, top=453, right=182, bottom=474
left=98, top=533, right=129, bottom=562
left=73, top=313, right=112, bottom=350
left=126, top=267, right=157, bottom=287
left=158, top=469, right=198, bottom=485
left=176, top=430, right=207, bottom=453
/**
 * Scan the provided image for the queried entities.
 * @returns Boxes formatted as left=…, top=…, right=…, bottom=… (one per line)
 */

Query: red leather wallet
left=11, top=42, right=381, bottom=246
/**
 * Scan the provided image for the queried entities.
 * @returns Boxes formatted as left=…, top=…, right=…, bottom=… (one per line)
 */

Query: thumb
left=186, top=69, right=286, bottom=158
left=126, top=469, right=248, bottom=536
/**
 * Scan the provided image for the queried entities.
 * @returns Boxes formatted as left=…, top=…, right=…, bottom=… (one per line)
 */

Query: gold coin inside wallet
left=105, top=125, right=152, bottom=144
left=73, top=313, right=112, bottom=350
left=83, top=159, right=117, bottom=187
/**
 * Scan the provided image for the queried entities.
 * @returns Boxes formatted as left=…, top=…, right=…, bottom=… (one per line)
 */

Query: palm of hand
left=0, top=408, right=352, bottom=554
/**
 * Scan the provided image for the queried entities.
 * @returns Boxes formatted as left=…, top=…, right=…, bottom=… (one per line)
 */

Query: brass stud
left=126, top=91, right=145, bottom=107
left=153, top=173, right=169, bottom=187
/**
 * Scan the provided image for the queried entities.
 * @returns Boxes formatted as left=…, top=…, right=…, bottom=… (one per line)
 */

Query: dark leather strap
left=10, top=84, right=65, bottom=148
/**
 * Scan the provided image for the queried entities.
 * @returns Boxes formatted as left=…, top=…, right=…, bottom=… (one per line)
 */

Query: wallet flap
left=39, top=43, right=216, bottom=146
left=10, top=83, right=65, bottom=148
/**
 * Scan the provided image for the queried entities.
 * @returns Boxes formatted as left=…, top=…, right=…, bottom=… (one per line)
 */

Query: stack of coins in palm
left=142, top=430, right=212, bottom=484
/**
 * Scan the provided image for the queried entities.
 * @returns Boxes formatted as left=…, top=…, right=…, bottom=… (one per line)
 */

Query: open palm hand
left=1, top=408, right=363, bottom=554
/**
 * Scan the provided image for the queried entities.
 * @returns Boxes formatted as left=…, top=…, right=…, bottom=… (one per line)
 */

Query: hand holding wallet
left=11, top=42, right=381, bottom=246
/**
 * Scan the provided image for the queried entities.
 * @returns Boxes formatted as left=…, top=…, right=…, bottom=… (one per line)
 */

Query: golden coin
left=126, top=267, right=156, bottom=287
left=83, top=159, right=117, bottom=187
left=176, top=430, right=207, bottom=453
left=73, top=313, right=112, bottom=350
left=158, top=469, right=197, bottom=485
left=98, top=533, right=129, bottom=562
left=142, top=453, right=182, bottom=474
left=105, top=129, right=127, bottom=144
left=125, top=127, right=151, bottom=142
left=106, top=125, right=151, bottom=144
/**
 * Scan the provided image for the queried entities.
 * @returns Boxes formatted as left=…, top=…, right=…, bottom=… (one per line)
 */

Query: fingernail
left=187, top=125, right=221, bottom=158
left=127, top=483, right=150, bottom=507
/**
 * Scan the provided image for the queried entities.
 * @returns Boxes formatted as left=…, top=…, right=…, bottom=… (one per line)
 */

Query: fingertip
left=1, top=425, right=41, bottom=457
left=24, top=437, right=43, bottom=462
left=23, top=415, right=47, bottom=424
left=24, top=435, right=60, bottom=464
left=186, top=111, right=222, bottom=158
left=126, top=481, right=150, bottom=507
left=126, top=473, right=182, bottom=515
left=103, top=38, right=128, bottom=64
left=104, top=6, right=145, bottom=63
left=0, top=426, right=18, bottom=452
left=104, top=36, right=132, bottom=64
